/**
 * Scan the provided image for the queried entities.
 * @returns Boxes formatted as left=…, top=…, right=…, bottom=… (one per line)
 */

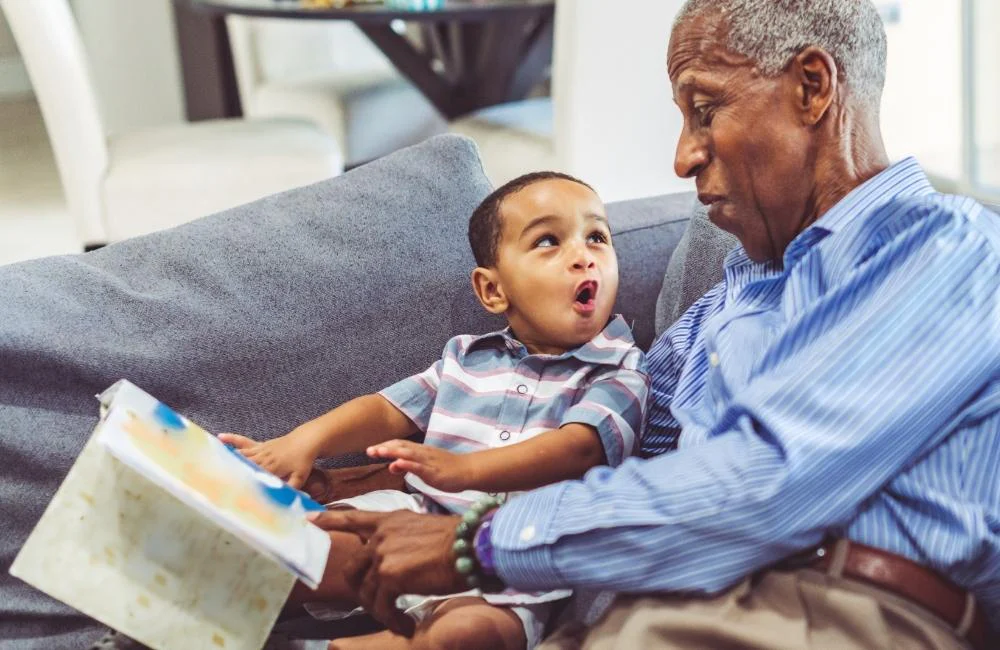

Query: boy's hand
left=367, top=440, right=474, bottom=493
left=218, top=432, right=318, bottom=490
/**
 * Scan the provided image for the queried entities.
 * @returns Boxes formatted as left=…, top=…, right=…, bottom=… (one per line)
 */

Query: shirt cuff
left=491, top=483, right=572, bottom=591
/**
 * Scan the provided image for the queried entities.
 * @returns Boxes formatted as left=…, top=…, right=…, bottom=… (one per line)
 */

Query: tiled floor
left=0, top=97, right=80, bottom=266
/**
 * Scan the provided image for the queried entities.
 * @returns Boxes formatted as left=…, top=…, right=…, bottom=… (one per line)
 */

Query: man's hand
left=309, top=509, right=468, bottom=636
left=218, top=431, right=319, bottom=490
left=367, top=440, right=475, bottom=492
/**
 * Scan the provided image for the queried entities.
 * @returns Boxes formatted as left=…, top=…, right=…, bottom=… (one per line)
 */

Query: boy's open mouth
left=574, top=280, right=598, bottom=313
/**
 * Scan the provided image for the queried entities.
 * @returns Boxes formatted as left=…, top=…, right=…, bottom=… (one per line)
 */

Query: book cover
left=10, top=380, right=332, bottom=650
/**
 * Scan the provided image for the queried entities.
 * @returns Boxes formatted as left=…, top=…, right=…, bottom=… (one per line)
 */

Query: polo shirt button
left=520, top=525, right=536, bottom=542
left=499, top=430, right=511, bottom=441
left=517, top=384, right=528, bottom=394
left=709, top=352, right=720, bottom=367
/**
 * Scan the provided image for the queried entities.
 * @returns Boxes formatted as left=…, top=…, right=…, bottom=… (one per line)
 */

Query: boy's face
left=474, top=179, right=619, bottom=354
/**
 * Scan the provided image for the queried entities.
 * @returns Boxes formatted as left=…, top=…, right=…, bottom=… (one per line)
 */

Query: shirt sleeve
left=378, top=338, right=457, bottom=431
left=559, top=348, right=649, bottom=467
left=490, top=200, right=1000, bottom=594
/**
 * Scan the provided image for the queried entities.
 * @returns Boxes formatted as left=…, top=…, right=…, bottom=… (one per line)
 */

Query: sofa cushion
left=655, top=201, right=739, bottom=335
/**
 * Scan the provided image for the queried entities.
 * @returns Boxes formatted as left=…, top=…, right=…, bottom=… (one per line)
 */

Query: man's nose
left=674, top=127, right=709, bottom=179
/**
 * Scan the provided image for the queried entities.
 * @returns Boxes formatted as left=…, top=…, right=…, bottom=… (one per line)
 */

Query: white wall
left=973, top=0, right=999, bottom=188
left=69, top=0, right=185, bottom=135
left=0, top=11, right=16, bottom=57
left=880, top=0, right=963, bottom=179
left=554, top=0, right=693, bottom=203
left=0, top=11, right=31, bottom=98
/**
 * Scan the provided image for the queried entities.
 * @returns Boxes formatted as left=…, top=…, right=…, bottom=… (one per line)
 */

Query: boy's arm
left=221, top=394, right=419, bottom=488
left=368, top=424, right=605, bottom=493
left=370, top=349, right=650, bottom=493
left=290, top=393, right=420, bottom=458
left=221, top=349, right=446, bottom=488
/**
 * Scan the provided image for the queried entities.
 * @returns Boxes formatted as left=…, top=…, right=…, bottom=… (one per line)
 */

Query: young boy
left=220, top=172, right=648, bottom=650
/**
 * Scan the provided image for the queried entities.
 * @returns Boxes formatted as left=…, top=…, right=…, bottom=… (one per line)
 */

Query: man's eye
left=694, top=104, right=715, bottom=127
left=534, top=235, right=558, bottom=248
left=588, top=231, right=609, bottom=244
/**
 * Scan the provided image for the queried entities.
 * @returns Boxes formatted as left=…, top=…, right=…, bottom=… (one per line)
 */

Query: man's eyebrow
left=676, top=74, right=716, bottom=96
left=588, top=213, right=610, bottom=225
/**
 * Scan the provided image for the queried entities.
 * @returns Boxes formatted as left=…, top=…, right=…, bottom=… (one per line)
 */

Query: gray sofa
left=0, top=135, right=731, bottom=648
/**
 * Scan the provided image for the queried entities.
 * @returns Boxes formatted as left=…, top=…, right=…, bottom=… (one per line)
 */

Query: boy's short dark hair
left=468, top=171, right=595, bottom=268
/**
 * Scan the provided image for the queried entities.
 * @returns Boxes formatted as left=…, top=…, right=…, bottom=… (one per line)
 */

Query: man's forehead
left=668, top=11, right=749, bottom=83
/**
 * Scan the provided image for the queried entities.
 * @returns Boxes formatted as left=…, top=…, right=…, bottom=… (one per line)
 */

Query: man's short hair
left=676, top=0, right=887, bottom=108
left=468, top=171, right=594, bottom=268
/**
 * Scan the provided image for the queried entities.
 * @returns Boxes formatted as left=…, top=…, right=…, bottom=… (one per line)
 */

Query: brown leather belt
left=783, top=539, right=992, bottom=650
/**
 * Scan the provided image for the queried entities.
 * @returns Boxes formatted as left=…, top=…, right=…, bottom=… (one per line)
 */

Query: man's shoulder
left=856, top=192, right=1000, bottom=263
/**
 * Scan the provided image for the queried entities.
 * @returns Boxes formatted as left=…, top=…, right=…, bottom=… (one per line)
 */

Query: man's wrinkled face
left=668, top=12, right=815, bottom=262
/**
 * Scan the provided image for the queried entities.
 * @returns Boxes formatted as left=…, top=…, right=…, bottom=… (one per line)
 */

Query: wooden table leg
left=171, top=0, right=243, bottom=121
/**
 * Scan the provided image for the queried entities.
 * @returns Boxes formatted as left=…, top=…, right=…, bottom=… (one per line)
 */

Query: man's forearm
left=293, top=394, right=419, bottom=458
left=462, top=423, right=606, bottom=493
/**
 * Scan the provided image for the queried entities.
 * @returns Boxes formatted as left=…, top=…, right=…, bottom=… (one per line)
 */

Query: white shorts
left=304, top=490, right=570, bottom=649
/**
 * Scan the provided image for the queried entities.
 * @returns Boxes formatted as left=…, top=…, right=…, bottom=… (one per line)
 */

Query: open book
left=10, top=380, right=332, bottom=650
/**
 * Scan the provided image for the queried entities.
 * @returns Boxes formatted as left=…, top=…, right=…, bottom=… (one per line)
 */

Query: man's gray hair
left=676, top=0, right=887, bottom=108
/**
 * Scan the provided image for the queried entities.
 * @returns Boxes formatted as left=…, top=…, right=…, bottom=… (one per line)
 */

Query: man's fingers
left=307, top=510, right=386, bottom=541
left=344, top=544, right=374, bottom=595
left=372, top=584, right=414, bottom=637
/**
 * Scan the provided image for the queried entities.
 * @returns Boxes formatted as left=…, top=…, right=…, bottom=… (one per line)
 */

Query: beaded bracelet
left=453, top=494, right=505, bottom=589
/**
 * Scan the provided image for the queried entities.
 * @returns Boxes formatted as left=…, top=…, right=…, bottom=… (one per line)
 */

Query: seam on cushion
left=611, top=216, right=690, bottom=236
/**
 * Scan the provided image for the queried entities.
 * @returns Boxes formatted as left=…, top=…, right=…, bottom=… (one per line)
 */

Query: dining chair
left=226, top=16, right=447, bottom=168
left=1, top=0, right=344, bottom=248
left=452, top=0, right=692, bottom=202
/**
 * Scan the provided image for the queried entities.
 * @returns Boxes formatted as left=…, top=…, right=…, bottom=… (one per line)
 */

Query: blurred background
left=0, top=0, right=996, bottom=265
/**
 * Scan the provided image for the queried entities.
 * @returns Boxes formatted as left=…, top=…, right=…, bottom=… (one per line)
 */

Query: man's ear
left=471, top=267, right=508, bottom=314
left=793, top=46, right=838, bottom=126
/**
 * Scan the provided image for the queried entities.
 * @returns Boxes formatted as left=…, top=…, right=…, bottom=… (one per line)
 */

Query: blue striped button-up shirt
left=489, top=158, right=1000, bottom=630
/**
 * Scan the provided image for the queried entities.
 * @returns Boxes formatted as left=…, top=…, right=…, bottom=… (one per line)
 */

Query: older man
left=314, top=1, right=1000, bottom=648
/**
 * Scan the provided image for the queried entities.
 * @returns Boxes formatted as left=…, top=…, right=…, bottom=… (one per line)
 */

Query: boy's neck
left=507, top=325, right=569, bottom=356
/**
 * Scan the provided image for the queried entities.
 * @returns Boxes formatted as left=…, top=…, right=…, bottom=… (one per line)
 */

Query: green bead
left=471, top=501, right=489, bottom=516
left=455, top=557, right=475, bottom=575
left=465, top=575, right=481, bottom=589
left=456, top=521, right=471, bottom=538
left=462, top=510, right=480, bottom=526
left=452, top=539, right=470, bottom=555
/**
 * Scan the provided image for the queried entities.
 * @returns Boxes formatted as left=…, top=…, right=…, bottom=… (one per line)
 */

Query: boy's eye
left=534, top=235, right=558, bottom=248
left=588, top=231, right=609, bottom=245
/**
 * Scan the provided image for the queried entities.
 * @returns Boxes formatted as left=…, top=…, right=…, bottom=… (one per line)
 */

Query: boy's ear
left=471, top=267, right=508, bottom=314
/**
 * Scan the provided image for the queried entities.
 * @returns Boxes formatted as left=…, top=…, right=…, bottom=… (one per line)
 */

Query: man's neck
left=809, top=111, right=891, bottom=229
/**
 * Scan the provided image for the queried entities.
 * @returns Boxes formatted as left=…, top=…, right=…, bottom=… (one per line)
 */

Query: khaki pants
left=539, top=569, right=970, bottom=650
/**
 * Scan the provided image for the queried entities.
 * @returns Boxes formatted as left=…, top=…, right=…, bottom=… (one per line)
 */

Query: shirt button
left=516, top=384, right=528, bottom=394
left=520, top=525, right=536, bottom=542
left=708, top=352, right=720, bottom=367
left=499, top=430, right=511, bottom=441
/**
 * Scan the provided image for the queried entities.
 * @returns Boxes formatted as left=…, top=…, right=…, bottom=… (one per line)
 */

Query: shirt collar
left=468, top=314, right=636, bottom=367
left=806, top=156, right=934, bottom=235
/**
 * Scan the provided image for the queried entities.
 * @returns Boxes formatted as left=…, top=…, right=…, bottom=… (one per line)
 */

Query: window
left=970, top=0, right=999, bottom=195
left=880, top=0, right=999, bottom=202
